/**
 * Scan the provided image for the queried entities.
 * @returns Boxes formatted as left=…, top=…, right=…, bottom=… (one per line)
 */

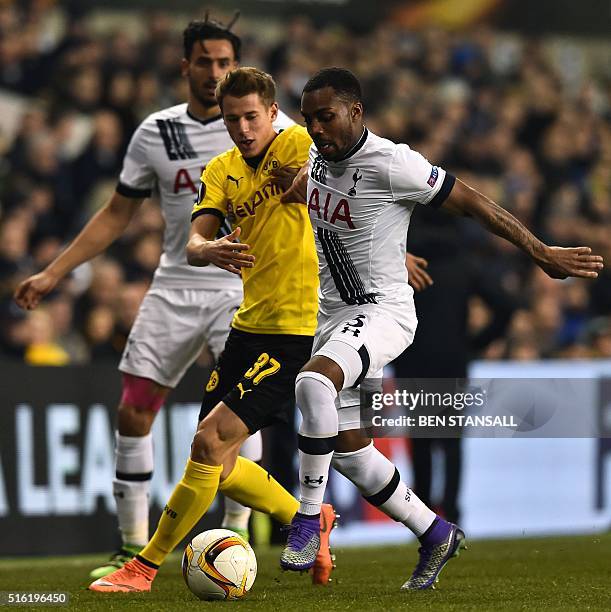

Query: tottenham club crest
left=348, top=169, right=362, bottom=196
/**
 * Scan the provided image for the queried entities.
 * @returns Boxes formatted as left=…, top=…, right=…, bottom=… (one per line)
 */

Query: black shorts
left=199, top=328, right=314, bottom=433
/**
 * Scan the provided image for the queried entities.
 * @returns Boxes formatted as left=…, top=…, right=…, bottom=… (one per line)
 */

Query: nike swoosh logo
left=94, top=580, right=140, bottom=590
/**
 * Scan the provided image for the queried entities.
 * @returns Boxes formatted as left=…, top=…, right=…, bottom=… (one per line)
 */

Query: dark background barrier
left=0, top=363, right=219, bottom=556
left=1, top=362, right=610, bottom=555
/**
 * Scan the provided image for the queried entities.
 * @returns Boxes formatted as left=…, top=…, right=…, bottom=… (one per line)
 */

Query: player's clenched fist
left=186, top=226, right=255, bottom=276
left=14, top=270, right=59, bottom=310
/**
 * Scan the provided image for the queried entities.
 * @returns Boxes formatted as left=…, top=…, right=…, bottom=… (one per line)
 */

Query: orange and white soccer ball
left=182, top=529, right=257, bottom=600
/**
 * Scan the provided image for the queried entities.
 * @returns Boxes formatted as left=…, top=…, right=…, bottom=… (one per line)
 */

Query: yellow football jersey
left=192, top=125, right=318, bottom=336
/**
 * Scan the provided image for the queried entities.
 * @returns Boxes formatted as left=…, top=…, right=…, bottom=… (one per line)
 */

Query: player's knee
left=118, top=374, right=168, bottom=436
left=296, top=371, right=338, bottom=430
left=117, top=403, right=158, bottom=436
left=120, top=373, right=168, bottom=412
left=191, top=420, right=237, bottom=464
left=191, top=426, right=221, bottom=463
left=299, top=355, right=344, bottom=390
left=296, top=371, right=336, bottom=404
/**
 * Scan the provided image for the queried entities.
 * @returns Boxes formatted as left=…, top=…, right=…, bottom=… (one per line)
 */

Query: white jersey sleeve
left=389, top=143, right=454, bottom=207
left=117, top=121, right=156, bottom=198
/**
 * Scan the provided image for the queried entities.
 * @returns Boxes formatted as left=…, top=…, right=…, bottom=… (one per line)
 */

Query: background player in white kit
left=280, top=68, right=604, bottom=589
left=14, top=18, right=292, bottom=578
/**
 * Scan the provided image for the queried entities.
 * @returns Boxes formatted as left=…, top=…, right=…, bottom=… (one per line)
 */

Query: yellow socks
left=140, top=459, right=222, bottom=566
left=219, top=457, right=299, bottom=525
left=139, top=456, right=299, bottom=567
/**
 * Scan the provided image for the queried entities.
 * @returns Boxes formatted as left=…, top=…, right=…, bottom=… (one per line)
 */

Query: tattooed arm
left=441, top=178, right=603, bottom=279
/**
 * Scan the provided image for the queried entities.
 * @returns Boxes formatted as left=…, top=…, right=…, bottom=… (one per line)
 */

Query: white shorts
left=313, top=302, right=417, bottom=431
left=119, top=287, right=242, bottom=388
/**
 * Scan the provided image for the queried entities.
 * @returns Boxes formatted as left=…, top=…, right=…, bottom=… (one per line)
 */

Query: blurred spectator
left=0, top=298, right=30, bottom=359
left=84, top=305, right=117, bottom=361
left=109, top=281, right=149, bottom=356
left=46, top=292, right=88, bottom=363
left=584, top=318, right=611, bottom=358
left=70, top=110, right=125, bottom=213
left=24, top=308, right=70, bottom=365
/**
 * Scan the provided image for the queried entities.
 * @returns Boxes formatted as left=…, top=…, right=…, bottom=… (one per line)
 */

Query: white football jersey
left=118, top=103, right=294, bottom=290
left=306, top=128, right=455, bottom=312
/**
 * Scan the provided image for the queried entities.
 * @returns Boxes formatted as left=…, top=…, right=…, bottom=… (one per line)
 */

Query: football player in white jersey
left=14, top=19, right=294, bottom=578
left=280, top=68, right=604, bottom=589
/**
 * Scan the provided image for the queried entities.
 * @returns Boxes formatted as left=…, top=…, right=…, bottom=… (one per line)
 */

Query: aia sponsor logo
left=308, top=187, right=355, bottom=228
left=174, top=165, right=205, bottom=194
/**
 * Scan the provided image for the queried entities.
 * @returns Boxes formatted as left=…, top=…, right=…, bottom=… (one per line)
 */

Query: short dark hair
left=183, top=19, right=241, bottom=62
left=216, top=67, right=276, bottom=110
left=303, top=67, right=362, bottom=104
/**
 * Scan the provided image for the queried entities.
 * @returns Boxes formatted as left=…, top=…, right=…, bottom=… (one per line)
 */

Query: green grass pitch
left=0, top=535, right=610, bottom=610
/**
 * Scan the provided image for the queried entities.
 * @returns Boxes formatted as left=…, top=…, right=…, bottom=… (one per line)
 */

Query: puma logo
left=237, top=382, right=252, bottom=400
left=227, top=175, right=244, bottom=188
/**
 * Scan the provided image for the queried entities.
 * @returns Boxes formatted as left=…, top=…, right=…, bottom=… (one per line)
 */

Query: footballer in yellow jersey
left=192, top=123, right=318, bottom=336
left=84, top=69, right=337, bottom=596
left=187, top=67, right=317, bottom=435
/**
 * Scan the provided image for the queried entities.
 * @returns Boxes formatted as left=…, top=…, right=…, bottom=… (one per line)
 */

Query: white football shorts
left=119, top=287, right=242, bottom=388
left=313, top=301, right=417, bottom=431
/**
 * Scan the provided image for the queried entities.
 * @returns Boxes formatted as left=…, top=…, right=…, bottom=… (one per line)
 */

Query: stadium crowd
left=0, top=2, right=610, bottom=365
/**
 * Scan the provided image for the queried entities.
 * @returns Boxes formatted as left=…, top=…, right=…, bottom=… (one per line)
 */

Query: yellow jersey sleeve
left=291, top=125, right=312, bottom=167
left=191, top=157, right=228, bottom=221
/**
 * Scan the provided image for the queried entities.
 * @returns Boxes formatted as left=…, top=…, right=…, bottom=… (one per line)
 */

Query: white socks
left=295, top=372, right=339, bottom=515
left=332, top=442, right=435, bottom=536
left=113, top=432, right=154, bottom=547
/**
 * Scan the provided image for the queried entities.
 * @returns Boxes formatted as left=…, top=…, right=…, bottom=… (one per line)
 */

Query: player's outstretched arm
left=406, top=253, right=433, bottom=291
left=14, top=192, right=144, bottom=310
left=186, top=214, right=254, bottom=275
left=442, top=178, right=604, bottom=280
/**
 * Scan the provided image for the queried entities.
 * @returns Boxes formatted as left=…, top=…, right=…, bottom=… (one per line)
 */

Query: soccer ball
left=182, top=529, right=257, bottom=600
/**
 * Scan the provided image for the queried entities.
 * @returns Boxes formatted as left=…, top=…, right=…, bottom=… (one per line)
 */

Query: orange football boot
left=311, top=503, right=338, bottom=585
left=89, top=557, right=157, bottom=593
